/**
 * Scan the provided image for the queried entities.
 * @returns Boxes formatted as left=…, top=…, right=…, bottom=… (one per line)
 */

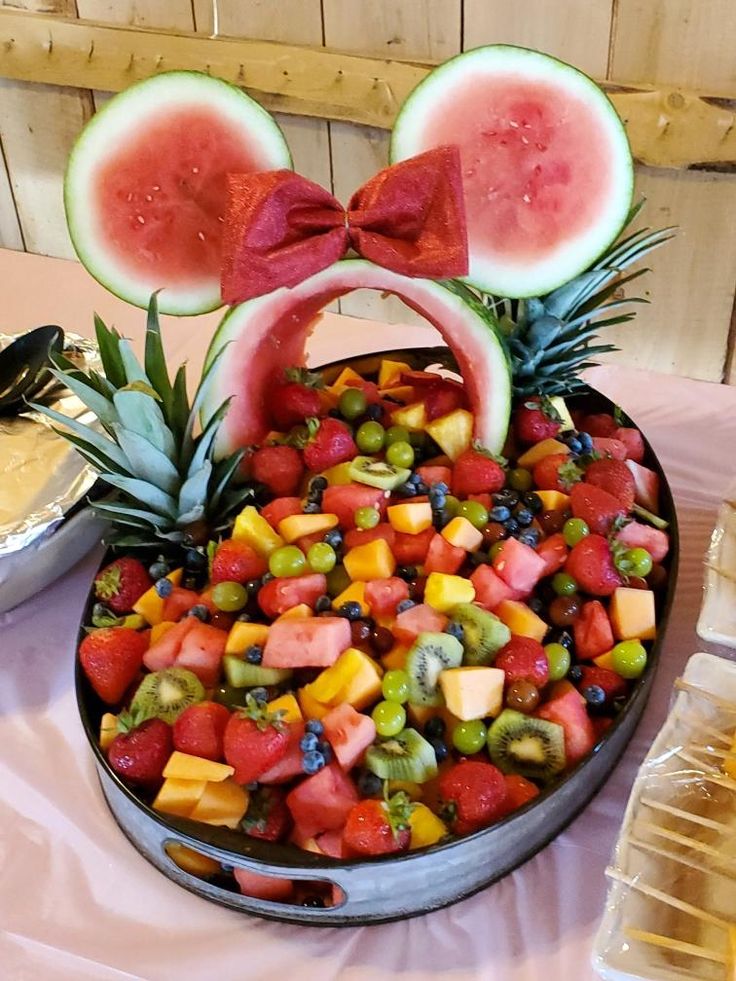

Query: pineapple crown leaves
left=236, top=692, right=287, bottom=732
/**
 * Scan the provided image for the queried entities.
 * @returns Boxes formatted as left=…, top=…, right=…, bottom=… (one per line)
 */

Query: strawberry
left=584, top=458, right=635, bottom=510
left=439, top=760, right=508, bottom=835
left=494, top=636, right=550, bottom=689
left=211, top=539, right=267, bottom=585
left=401, top=373, right=468, bottom=421
left=452, top=447, right=506, bottom=498
left=172, top=701, right=230, bottom=761
left=94, top=557, right=152, bottom=614
left=502, top=774, right=540, bottom=814
left=514, top=396, right=561, bottom=445
left=578, top=665, right=628, bottom=703
left=565, top=535, right=622, bottom=596
left=266, top=368, right=324, bottom=430
left=570, top=481, right=626, bottom=535
left=223, top=694, right=290, bottom=784
left=303, top=418, right=357, bottom=472
left=108, top=715, right=173, bottom=788
left=251, top=445, right=304, bottom=497
left=582, top=413, right=617, bottom=437
left=242, top=785, right=292, bottom=842
left=342, top=792, right=412, bottom=857
left=79, top=627, right=148, bottom=704
left=533, top=453, right=580, bottom=492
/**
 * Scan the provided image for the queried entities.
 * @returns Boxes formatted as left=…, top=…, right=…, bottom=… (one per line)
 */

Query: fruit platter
left=44, top=44, right=678, bottom=924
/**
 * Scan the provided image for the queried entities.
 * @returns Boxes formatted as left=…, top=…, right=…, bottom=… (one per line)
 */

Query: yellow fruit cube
left=133, top=568, right=183, bottom=625
left=304, top=647, right=383, bottom=711
left=609, top=587, right=656, bottom=641
left=441, top=516, right=484, bottom=552
left=267, top=692, right=303, bottom=723
left=534, top=490, right=571, bottom=512
left=548, top=396, right=575, bottom=432
left=232, top=505, right=284, bottom=556
left=278, top=512, right=339, bottom=543
left=276, top=603, right=314, bottom=621
left=225, top=621, right=270, bottom=655
left=382, top=643, right=410, bottom=671
left=332, top=581, right=369, bottom=616
left=99, top=712, right=118, bottom=751
left=378, top=358, right=412, bottom=387
left=121, top=613, right=147, bottom=630
left=593, top=650, right=616, bottom=670
left=344, top=538, right=396, bottom=581
left=495, top=599, right=548, bottom=643
left=388, top=501, right=433, bottom=534
left=408, top=803, right=447, bottom=849
left=341, top=653, right=384, bottom=710
left=297, top=685, right=331, bottom=720
left=425, top=409, right=474, bottom=461
left=188, top=778, right=250, bottom=829
left=517, top=439, right=570, bottom=469
left=390, top=401, right=427, bottom=431
left=163, top=751, right=235, bottom=783
left=321, top=462, right=354, bottom=485
left=153, top=777, right=208, bottom=818
left=150, top=620, right=176, bottom=645
left=164, top=842, right=220, bottom=878
left=388, top=780, right=424, bottom=800
left=329, top=366, right=364, bottom=396
left=379, top=385, right=416, bottom=403
left=724, top=733, right=736, bottom=780
left=424, top=572, right=475, bottom=612
left=439, top=667, right=505, bottom=721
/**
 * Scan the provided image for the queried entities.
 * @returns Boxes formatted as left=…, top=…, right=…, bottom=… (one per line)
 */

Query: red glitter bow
left=220, top=145, right=468, bottom=304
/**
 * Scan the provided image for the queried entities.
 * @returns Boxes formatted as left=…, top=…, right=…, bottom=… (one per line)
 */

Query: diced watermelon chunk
left=365, top=577, right=410, bottom=616
left=624, top=460, right=660, bottom=513
left=173, top=622, right=228, bottom=687
left=322, top=703, right=377, bottom=771
left=322, top=485, right=388, bottom=529
left=233, top=867, right=294, bottom=902
left=257, top=573, right=327, bottom=618
left=536, top=533, right=569, bottom=577
left=591, top=437, right=627, bottom=461
left=344, top=522, right=396, bottom=551
left=315, top=829, right=347, bottom=858
left=259, top=723, right=307, bottom=784
left=573, top=600, right=615, bottom=660
left=468, top=493, right=493, bottom=510
left=416, top=465, right=453, bottom=491
left=392, top=526, right=435, bottom=565
left=614, top=521, right=669, bottom=563
left=262, top=616, right=351, bottom=668
left=423, top=533, right=465, bottom=574
left=162, top=586, right=201, bottom=621
left=143, top=618, right=196, bottom=672
left=612, top=426, right=645, bottom=463
left=536, top=683, right=595, bottom=767
left=286, top=762, right=358, bottom=839
left=393, top=603, right=448, bottom=642
left=470, top=564, right=520, bottom=611
left=260, top=497, right=303, bottom=530
left=492, top=536, right=547, bottom=595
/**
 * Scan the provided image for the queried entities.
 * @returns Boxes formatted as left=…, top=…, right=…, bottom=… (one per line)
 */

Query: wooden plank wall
left=0, top=1, right=735, bottom=384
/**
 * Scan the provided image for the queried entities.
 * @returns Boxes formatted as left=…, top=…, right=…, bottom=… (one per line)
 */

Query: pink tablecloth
left=2, top=249, right=735, bottom=980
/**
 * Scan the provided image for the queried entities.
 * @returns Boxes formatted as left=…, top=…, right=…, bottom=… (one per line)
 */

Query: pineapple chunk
left=425, top=409, right=474, bottom=461
left=225, top=621, right=270, bottom=655
left=133, top=568, right=183, bottom=625
left=188, top=778, right=250, bottom=829
left=548, top=396, right=575, bottom=432
left=441, top=516, right=484, bottom=551
left=153, top=777, right=208, bottom=818
left=276, top=603, right=314, bottom=621
left=609, top=587, right=656, bottom=641
left=439, top=667, right=505, bottom=721
left=388, top=501, right=433, bottom=534
left=378, top=358, right=412, bottom=387
left=495, top=600, right=548, bottom=642
left=99, top=712, right=118, bottom=751
left=232, top=505, right=285, bottom=556
left=332, top=581, right=369, bottom=616
left=408, top=803, right=447, bottom=849
left=303, top=647, right=383, bottom=711
left=165, top=842, right=220, bottom=878
left=390, top=401, right=427, bottom=431
left=278, top=512, right=339, bottom=543
left=424, top=572, right=475, bottom=612
left=163, top=751, right=235, bottom=783
left=267, top=692, right=303, bottom=723
left=534, top=490, right=570, bottom=512
left=517, top=439, right=570, bottom=469
left=344, top=538, right=396, bottom=581
left=321, top=462, right=354, bottom=485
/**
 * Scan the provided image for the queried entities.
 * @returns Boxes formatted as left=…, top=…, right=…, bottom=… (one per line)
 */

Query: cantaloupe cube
left=188, top=778, right=250, bottom=829
left=382, top=643, right=410, bottom=671
left=276, top=603, right=314, bottom=621
left=278, top=512, right=339, bottom=543
left=225, top=621, right=270, bottom=655
left=332, top=581, right=369, bottom=616
left=593, top=650, right=616, bottom=671
left=517, top=439, right=570, bottom=469
left=341, top=653, right=384, bottom=710
left=133, top=568, right=183, bottom=625
left=408, top=803, right=447, bottom=849
left=425, top=409, right=474, bottom=461
left=378, top=358, right=412, bottom=387
left=328, top=366, right=364, bottom=395
left=495, top=599, right=548, bottom=642
left=388, top=501, right=433, bottom=534
left=534, top=490, right=570, bottom=512
left=724, top=733, right=736, bottom=779
left=232, top=505, right=285, bottom=556
left=321, top=462, right=354, bottom=485
left=267, top=692, right=303, bottom=723
left=609, top=587, right=656, bottom=641
left=99, top=712, right=118, bottom=751
left=163, top=751, right=235, bottom=783
left=424, top=572, right=475, bottom=612
left=150, top=620, right=177, bottom=645
left=439, top=667, right=505, bottom=721
left=153, top=777, right=208, bottom=818
left=344, top=538, right=396, bottom=581
left=380, top=385, right=415, bottom=403
left=305, top=647, right=383, bottom=711
left=164, top=842, right=220, bottom=878
left=390, top=401, right=428, bottom=431
left=441, top=516, right=484, bottom=552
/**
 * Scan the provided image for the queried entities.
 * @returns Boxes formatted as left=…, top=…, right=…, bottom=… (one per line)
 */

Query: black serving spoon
left=0, top=324, right=65, bottom=416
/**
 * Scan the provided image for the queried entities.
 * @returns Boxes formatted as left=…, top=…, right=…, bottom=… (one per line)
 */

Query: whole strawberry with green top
left=303, top=417, right=357, bottom=472
left=108, top=711, right=173, bottom=788
left=453, top=445, right=506, bottom=498
left=343, top=790, right=413, bottom=857
left=94, top=557, right=152, bottom=614
left=79, top=626, right=147, bottom=704
left=514, top=396, right=561, bottom=445
left=267, top=367, right=324, bottom=431
left=223, top=694, right=290, bottom=784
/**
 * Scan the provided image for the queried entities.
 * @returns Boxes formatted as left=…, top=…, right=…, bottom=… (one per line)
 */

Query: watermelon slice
left=390, top=45, right=633, bottom=298
left=203, top=258, right=512, bottom=456
left=65, top=71, right=291, bottom=315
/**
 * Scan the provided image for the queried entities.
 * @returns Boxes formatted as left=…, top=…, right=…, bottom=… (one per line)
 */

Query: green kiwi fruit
left=130, top=667, right=205, bottom=724
left=449, top=603, right=511, bottom=665
left=486, top=709, right=566, bottom=782
left=365, top=728, right=438, bottom=783
left=222, top=655, right=293, bottom=689
left=406, top=632, right=463, bottom=706
left=348, top=455, right=411, bottom=490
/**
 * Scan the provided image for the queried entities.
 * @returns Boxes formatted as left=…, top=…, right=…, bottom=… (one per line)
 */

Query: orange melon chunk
left=388, top=501, right=433, bottom=534
left=495, top=599, right=548, bottom=642
left=225, top=620, right=270, bottom=655
left=278, top=512, right=339, bottom=543
left=188, top=778, right=250, bottom=829
left=609, top=587, right=656, bottom=641
left=517, top=439, right=570, bottom=469
left=153, top=777, right=208, bottom=818
left=163, top=751, right=234, bottom=783
left=439, top=667, right=505, bottom=721
left=165, top=843, right=220, bottom=878
left=344, top=538, right=396, bottom=581
left=441, top=516, right=484, bottom=552
left=534, top=490, right=570, bottom=511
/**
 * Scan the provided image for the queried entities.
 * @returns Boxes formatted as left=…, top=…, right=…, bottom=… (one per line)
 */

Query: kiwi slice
left=486, top=709, right=566, bottom=782
left=130, top=668, right=205, bottom=724
left=348, top=455, right=411, bottom=490
left=222, top=654, right=293, bottom=689
left=406, top=632, right=463, bottom=706
left=365, top=728, right=438, bottom=783
left=449, top=603, right=511, bottom=666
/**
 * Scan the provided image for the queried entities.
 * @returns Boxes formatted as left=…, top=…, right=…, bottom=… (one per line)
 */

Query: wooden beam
left=0, top=9, right=734, bottom=171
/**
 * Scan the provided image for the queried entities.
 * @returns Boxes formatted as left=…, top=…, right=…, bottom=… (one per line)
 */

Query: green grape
left=381, top=669, right=410, bottom=704
left=356, top=420, right=385, bottom=454
left=372, top=700, right=406, bottom=737
left=444, top=495, right=460, bottom=518
left=385, top=425, right=410, bottom=447
left=625, top=547, right=653, bottom=577
left=354, top=506, right=380, bottom=530
left=339, top=386, right=368, bottom=420
left=552, top=572, right=578, bottom=597
left=452, top=720, right=488, bottom=755
left=457, top=499, right=489, bottom=529
left=385, top=440, right=414, bottom=469
left=508, top=468, right=533, bottom=492
left=269, top=545, right=307, bottom=578
left=211, top=581, right=248, bottom=612
left=490, top=540, right=505, bottom=561
left=611, top=640, right=647, bottom=679
left=563, top=517, right=590, bottom=547
left=544, top=642, right=571, bottom=682
left=307, top=541, right=337, bottom=574
left=325, top=564, right=351, bottom=597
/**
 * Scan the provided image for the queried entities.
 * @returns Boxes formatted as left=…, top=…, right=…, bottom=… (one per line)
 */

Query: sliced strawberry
left=570, top=482, right=626, bottom=535
left=584, top=458, right=635, bottom=510
left=266, top=368, right=324, bottom=430
left=502, top=774, right=540, bottom=814
left=565, top=535, right=622, bottom=597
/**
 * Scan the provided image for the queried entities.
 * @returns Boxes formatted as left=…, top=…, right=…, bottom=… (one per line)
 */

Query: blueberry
left=582, top=684, right=606, bottom=708
left=300, top=732, right=319, bottom=752
left=305, top=719, right=324, bottom=736
left=148, top=561, right=169, bottom=580
left=188, top=604, right=210, bottom=622
left=490, top=505, right=511, bottom=522
left=318, top=741, right=333, bottom=763
left=250, top=687, right=268, bottom=704
left=518, top=529, right=540, bottom=548
left=568, top=665, right=583, bottom=684
left=184, top=548, right=208, bottom=572
left=366, top=404, right=382, bottom=421
left=311, top=476, right=328, bottom=492
left=408, top=472, right=422, bottom=485
left=434, top=481, right=449, bottom=495
left=493, top=489, right=519, bottom=508
left=578, top=432, right=594, bottom=454
left=550, top=629, right=574, bottom=651
left=396, top=482, right=417, bottom=497
left=567, top=437, right=583, bottom=455
left=504, top=517, right=520, bottom=536
left=303, top=751, right=326, bottom=774
left=396, top=598, right=415, bottom=614
left=429, top=488, right=446, bottom=507
left=430, top=737, right=449, bottom=763
left=396, top=565, right=418, bottom=581
left=522, top=492, right=543, bottom=515
left=415, top=481, right=429, bottom=495
left=338, top=601, right=363, bottom=621
left=357, top=770, right=383, bottom=796
left=303, top=501, right=321, bottom=513
left=246, top=578, right=261, bottom=596
left=315, top=594, right=332, bottom=613
left=323, top=529, right=343, bottom=549
left=528, top=596, right=544, bottom=615
left=245, top=645, right=263, bottom=665
left=155, top=577, right=173, bottom=598
left=514, top=507, right=534, bottom=527
left=445, top=621, right=464, bottom=641
left=425, top=716, right=446, bottom=738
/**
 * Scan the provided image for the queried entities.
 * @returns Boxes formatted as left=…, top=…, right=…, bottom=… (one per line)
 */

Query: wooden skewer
left=624, top=833, right=736, bottom=880
left=633, top=819, right=736, bottom=864
left=674, top=679, right=736, bottom=714
left=674, top=712, right=733, bottom=745
left=640, top=796, right=736, bottom=835
left=624, top=926, right=728, bottom=965
left=690, top=744, right=736, bottom=764
left=605, top=867, right=735, bottom=930
left=704, top=561, right=736, bottom=585
left=675, top=749, right=736, bottom=789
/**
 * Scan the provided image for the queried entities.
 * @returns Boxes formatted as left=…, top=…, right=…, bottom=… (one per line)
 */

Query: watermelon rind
left=64, top=71, right=292, bottom=316
left=201, top=258, right=511, bottom=456
left=390, top=45, right=634, bottom=300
